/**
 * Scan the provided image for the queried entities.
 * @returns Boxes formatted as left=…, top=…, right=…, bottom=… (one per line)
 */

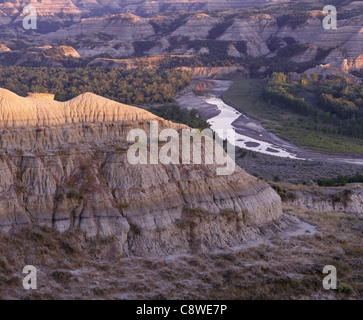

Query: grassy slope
left=222, top=78, right=363, bottom=155
left=0, top=205, right=361, bottom=299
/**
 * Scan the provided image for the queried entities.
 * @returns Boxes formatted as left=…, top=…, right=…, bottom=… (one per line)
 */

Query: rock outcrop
left=44, top=46, right=81, bottom=59
left=179, top=66, right=249, bottom=79
left=0, top=0, right=291, bottom=27
left=0, top=45, right=81, bottom=67
left=74, top=0, right=290, bottom=16
left=0, top=88, right=283, bottom=256
left=304, top=65, right=361, bottom=84
left=219, top=16, right=273, bottom=57
left=171, top=13, right=219, bottom=39
left=275, top=14, right=363, bottom=72
left=1, top=0, right=81, bottom=23
left=0, top=44, right=11, bottom=52
left=283, top=186, right=363, bottom=215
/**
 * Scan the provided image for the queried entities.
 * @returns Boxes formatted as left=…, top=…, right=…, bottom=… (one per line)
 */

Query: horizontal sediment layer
left=0, top=87, right=283, bottom=256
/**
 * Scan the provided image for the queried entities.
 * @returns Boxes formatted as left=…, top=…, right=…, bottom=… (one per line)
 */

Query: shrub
left=54, top=193, right=64, bottom=202
left=283, top=37, right=296, bottom=45
left=238, top=149, right=248, bottom=158
left=332, top=189, right=353, bottom=205
left=273, top=175, right=281, bottom=182
left=119, top=203, right=128, bottom=210
left=129, top=223, right=142, bottom=235
left=16, top=148, right=24, bottom=156
left=115, top=146, right=128, bottom=152
left=271, top=184, right=296, bottom=202
left=338, top=282, right=354, bottom=295
left=80, top=163, right=88, bottom=171
left=234, top=41, right=247, bottom=54
left=220, top=209, right=235, bottom=217
left=67, top=190, right=83, bottom=200
left=133, top=41, right=156, bottom=57
left=150, top=103, right=209, bottom=129
left=67, top=181, right=76, bottom=188
left=267, top=36, right=283, bottom=52
left=276, top=12, right=311, bottom=30
left=316, top=173, right=363, bottom=187
left=15, top=184, right=25, bottom=194
left=51, top=270, right=71, bottom=283
left=277, top=43, right=309, bottom=58
left=175, top=218, right=194, bottom=230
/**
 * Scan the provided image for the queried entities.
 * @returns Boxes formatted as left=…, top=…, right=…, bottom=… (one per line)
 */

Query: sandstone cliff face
left=0, top=88, right=282, bottom=256
left=283, top=187, right=363, bottom=215
left=0, top=44, right=11, bottom=52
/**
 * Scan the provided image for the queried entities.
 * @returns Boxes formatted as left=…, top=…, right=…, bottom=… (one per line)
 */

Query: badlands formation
left=0, top=0, right=81, bottom=24
left=0, top=88, right=283, bottom=256
left=0, top=0, right=289, bottom=21
left=0, top=2, right=361, bottom=74
left=35, top=8, right=362, bottom=72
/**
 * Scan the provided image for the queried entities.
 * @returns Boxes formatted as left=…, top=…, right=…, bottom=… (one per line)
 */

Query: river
left=177, top=79, right=363, bottom=166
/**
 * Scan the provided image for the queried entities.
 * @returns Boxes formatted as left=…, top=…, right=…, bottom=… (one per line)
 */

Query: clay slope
left=0, top=0, right=290, bottom=21
left=0, top=0, right=81, bottom=23
left=44, top=13, right=154, bottom=42
left=34, top=8, right=362, bottom=73
left=0, top=89, right=283, bottom=256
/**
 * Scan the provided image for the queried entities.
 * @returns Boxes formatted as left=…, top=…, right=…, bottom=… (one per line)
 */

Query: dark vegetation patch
left=0, top=66, right=192, bottom=105
left=263, top=73, right=363, bottom=140
left=168, top=37, right=247, bottom=60
left=133, top=41, right=157, bottom=57
left=316, top=173, right=363, bottom=187
left=223, top=77, right=363, bottom=155
left=207, top=20, right=234, bottom=40
left=149, top=103, right=210, bottom=129
left=276, top=43, right=309, bottom=58
left=276, top=12, right=311, bottom=29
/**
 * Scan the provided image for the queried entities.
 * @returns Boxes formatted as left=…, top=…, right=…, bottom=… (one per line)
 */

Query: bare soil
left=0, top=207, right=361, bottom=300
